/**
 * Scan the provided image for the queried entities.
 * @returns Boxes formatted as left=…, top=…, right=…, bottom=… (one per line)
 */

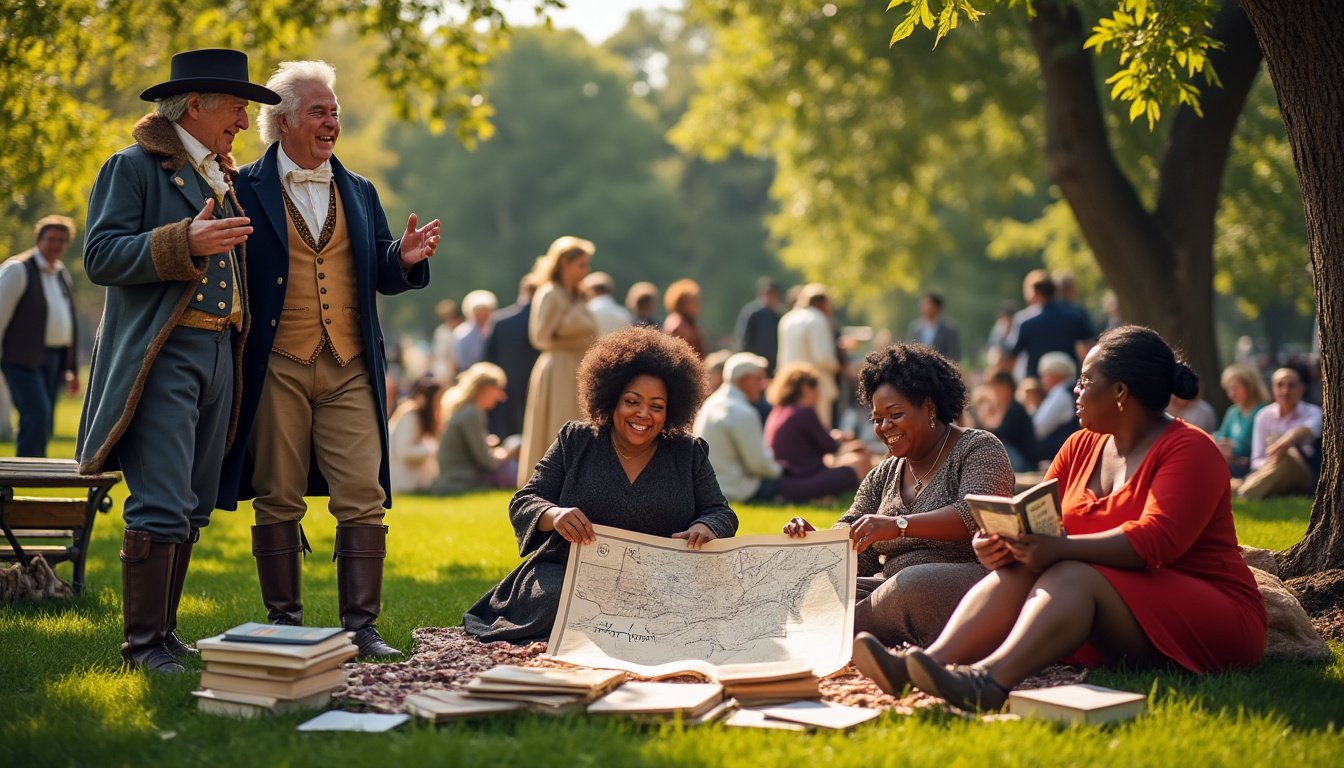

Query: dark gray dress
left=463, top=421, right=739, bottom=643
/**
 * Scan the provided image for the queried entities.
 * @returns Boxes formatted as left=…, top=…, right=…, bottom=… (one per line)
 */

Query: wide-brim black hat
left=140, top=48, right=280, bottom=104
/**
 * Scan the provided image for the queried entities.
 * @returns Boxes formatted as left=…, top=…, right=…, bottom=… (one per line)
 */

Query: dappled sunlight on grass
left=46, top=669, right=156, bottom=732
left=22, top=609, right=98, bottom=640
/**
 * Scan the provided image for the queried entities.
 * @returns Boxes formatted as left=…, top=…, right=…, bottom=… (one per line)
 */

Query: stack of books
left=191, top=623, right=358, bottom=718
left=715, top=661, right=821, bottom=706
left=587, top=681, right=732, bottom=725
left=458, top=665, right=627, bottom=715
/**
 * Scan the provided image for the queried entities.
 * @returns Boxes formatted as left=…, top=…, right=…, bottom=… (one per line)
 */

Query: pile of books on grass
left=715, top=661, right=821, bottom=706
left=191, top=623, right=358, bottom=718
left=402, top=662, right=842, bottom=728
left=404, top=666, right=626, bottom=722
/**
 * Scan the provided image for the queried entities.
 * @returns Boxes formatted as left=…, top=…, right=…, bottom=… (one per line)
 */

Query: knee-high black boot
left=335, top=524, right=401, bottom=658
left=252, top=521, right=305, bottom=626
left=120, top=529, right=185, bottom=674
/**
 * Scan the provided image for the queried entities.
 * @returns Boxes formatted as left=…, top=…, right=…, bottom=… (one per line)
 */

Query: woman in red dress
left=852, top=325, right=1267, bottom=710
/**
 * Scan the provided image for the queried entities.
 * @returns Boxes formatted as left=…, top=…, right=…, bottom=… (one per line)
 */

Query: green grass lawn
left=2, top=399, right=1341, bottom=767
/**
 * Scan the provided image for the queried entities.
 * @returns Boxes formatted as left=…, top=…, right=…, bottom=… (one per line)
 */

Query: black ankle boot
left=851, top=632, right=915, bottom=696
left=906, top=649, right=1010, bottom=711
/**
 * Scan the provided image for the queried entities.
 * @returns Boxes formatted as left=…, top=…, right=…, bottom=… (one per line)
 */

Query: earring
left=929, top=413, right=937, bottom=430
left=1116, top=398, right=1124, bottom=413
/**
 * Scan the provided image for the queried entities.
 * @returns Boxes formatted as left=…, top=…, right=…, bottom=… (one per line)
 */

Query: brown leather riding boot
left=252, top=521, right=305, bottom=626
left=120, top=530, right=185, bottom=674
left=163, top=528, right=199, bottom=660
left=335, top=524, right=401, bottom=658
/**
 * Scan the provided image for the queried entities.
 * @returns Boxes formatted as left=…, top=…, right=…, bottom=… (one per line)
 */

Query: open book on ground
left=1007, top=684, right=1147, bottom=725
left=965, top=478, right=1063, bottom=537
left=714, top=660, right=820, bottom=705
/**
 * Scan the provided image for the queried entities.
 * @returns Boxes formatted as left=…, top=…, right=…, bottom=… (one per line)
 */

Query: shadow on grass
left=1091, top=653, right=1344, bottom=732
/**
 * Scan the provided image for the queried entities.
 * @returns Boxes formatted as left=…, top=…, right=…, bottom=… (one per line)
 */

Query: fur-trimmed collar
left=132, top=113, right=238, bottom=177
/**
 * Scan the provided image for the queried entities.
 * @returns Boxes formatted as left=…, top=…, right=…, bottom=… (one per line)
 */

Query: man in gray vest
left=0, top=215, right=80, bottom=457
left=79, top=49, right=280, bottom=673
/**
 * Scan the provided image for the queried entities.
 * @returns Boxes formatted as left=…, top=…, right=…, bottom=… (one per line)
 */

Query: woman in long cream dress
left=517, top=236, right=598, bottom=485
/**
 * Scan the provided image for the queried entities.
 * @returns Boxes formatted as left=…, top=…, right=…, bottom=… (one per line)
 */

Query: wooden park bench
left=0, top=457, right=120, bottom=595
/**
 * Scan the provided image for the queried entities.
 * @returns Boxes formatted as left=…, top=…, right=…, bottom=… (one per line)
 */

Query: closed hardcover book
left=222, top=623, right=348, bottom=645
left=402, top=690, right=523, bottom=723
left=202, top=652, right=349, bottom=681
left=1007, top=684, right=1147, bottom=725
left=199, top=667, right=345, bottom=700
left=724, top=675, right=821, bottom=705
left=192, top=688, right=330, bottom=718
left=965, top=478, right=1063, bottom=537
left=197, top=633, right=355, bottom=662
left=475, top=665, right=626, bottom=692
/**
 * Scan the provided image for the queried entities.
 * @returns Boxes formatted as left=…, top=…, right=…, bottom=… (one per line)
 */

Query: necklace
left=908, top=425, right=952, bottom=495
left=612, top=435, right=655, bottom=462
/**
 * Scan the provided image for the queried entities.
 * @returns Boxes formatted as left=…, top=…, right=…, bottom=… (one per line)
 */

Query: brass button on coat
left=196, top=293, right=203, bottom=301
left=217, top=301, right=226, bottom=310
left=277, top=277, right=284, bottom=285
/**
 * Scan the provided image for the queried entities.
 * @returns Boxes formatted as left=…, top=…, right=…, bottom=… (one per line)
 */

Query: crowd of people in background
left=364, top=255, right=1324, bottom=508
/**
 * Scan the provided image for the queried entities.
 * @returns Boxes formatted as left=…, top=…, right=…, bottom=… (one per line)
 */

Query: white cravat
left=278, top=147, right=333, bottom=238
left=171, top=123, right=230, bottom=201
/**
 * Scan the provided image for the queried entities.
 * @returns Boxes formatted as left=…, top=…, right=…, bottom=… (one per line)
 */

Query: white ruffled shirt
left=277, top=147, right=333, bottom=237
left=171, top=123, right=231, bottom=200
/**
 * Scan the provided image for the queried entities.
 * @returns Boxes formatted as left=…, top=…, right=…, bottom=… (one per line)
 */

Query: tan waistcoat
left=273, top=184, right=364, bottom=365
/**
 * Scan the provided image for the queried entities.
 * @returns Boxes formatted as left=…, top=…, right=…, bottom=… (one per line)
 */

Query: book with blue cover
left=221, top=623, right=347, bottom=645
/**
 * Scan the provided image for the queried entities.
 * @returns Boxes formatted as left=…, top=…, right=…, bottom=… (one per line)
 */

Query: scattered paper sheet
left=297, top=710, right=410, bottom=732
left=750, top=700, right=881, bottom=730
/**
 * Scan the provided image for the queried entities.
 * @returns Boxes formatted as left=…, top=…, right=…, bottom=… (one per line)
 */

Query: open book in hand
left=965, top=478, right=1064, bottom=537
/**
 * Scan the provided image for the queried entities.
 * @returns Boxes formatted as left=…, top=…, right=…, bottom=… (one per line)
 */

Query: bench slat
left=3, top=498, right=88, bottom=529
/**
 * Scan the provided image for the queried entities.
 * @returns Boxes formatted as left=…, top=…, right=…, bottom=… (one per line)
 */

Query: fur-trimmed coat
left=76, top=113, right=250, bottom=474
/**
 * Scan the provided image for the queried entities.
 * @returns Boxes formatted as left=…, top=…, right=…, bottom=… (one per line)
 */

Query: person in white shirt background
left=0, top=214, right=80, bottom=456
left=582, top=270, right=632, bottom=337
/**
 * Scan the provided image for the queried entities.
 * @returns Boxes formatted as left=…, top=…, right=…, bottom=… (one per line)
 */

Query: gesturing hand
left=672, top=522, right=716, bottom=550
left=187, top=198, right=252, bottom=256
left=399, top=213, right=441, bottom=269
left=546, top=506, right=595, bottom=545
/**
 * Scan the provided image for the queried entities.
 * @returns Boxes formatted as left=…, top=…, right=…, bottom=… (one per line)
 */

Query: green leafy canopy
left=888, top=0, right=1224, bottom=129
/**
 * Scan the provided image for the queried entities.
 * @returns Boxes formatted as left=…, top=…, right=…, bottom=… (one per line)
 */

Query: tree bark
left=1026, top=1, right=1261, bottom=410
left=1242, top=0, right=1344, bottom=577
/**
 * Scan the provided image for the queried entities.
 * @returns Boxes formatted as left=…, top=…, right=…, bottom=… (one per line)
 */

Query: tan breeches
left=250, top=348, right=386, bottom=526
left=1236, top=448, right=1313, bottom=501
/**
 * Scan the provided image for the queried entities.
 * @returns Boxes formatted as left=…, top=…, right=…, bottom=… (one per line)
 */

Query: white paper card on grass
left=297, top=710, right=410, bottom=732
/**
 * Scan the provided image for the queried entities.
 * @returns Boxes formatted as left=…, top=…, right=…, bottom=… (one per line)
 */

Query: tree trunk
left=1242, top=0, right=1344, bottom=577
left=1026, top=1, right=1261, bottom=411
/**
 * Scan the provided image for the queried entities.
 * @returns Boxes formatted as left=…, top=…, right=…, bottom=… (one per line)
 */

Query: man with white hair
left=454, top=289, right=497, bottom=370
left=217, top=59, right=440, bottom=658
left=1032, top=351, right=1079, bottom=461
left=582, top=271, right=632, bottom=337
left=777, top=283, right=841, bottom=427
left=79, top=49, right=280, bottom=673
left=693, top=352, right=782, bottom=502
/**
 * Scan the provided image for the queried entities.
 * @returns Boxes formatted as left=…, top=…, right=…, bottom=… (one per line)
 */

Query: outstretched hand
left=399, top=213, right=440, bottom=269
left=187, top=198, right=252, bottom=256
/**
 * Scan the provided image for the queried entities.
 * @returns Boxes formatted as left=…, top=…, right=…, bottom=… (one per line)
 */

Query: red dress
left=1047, top=421, right=1267, bottom=672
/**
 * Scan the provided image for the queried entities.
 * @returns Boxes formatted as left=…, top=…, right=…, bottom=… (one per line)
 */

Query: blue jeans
left=2, top=347, right=67, bottom=457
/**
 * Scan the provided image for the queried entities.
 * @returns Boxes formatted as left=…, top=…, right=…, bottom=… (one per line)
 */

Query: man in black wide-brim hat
left=78, top=49, right=280, bottom=673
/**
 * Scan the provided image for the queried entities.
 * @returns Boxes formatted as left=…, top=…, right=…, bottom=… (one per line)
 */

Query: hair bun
left=1171, top=363, right=1200, bottom=400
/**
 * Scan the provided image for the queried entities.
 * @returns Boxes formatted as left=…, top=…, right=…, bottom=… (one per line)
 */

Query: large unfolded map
left=546, top=524, right=856, bottom=677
